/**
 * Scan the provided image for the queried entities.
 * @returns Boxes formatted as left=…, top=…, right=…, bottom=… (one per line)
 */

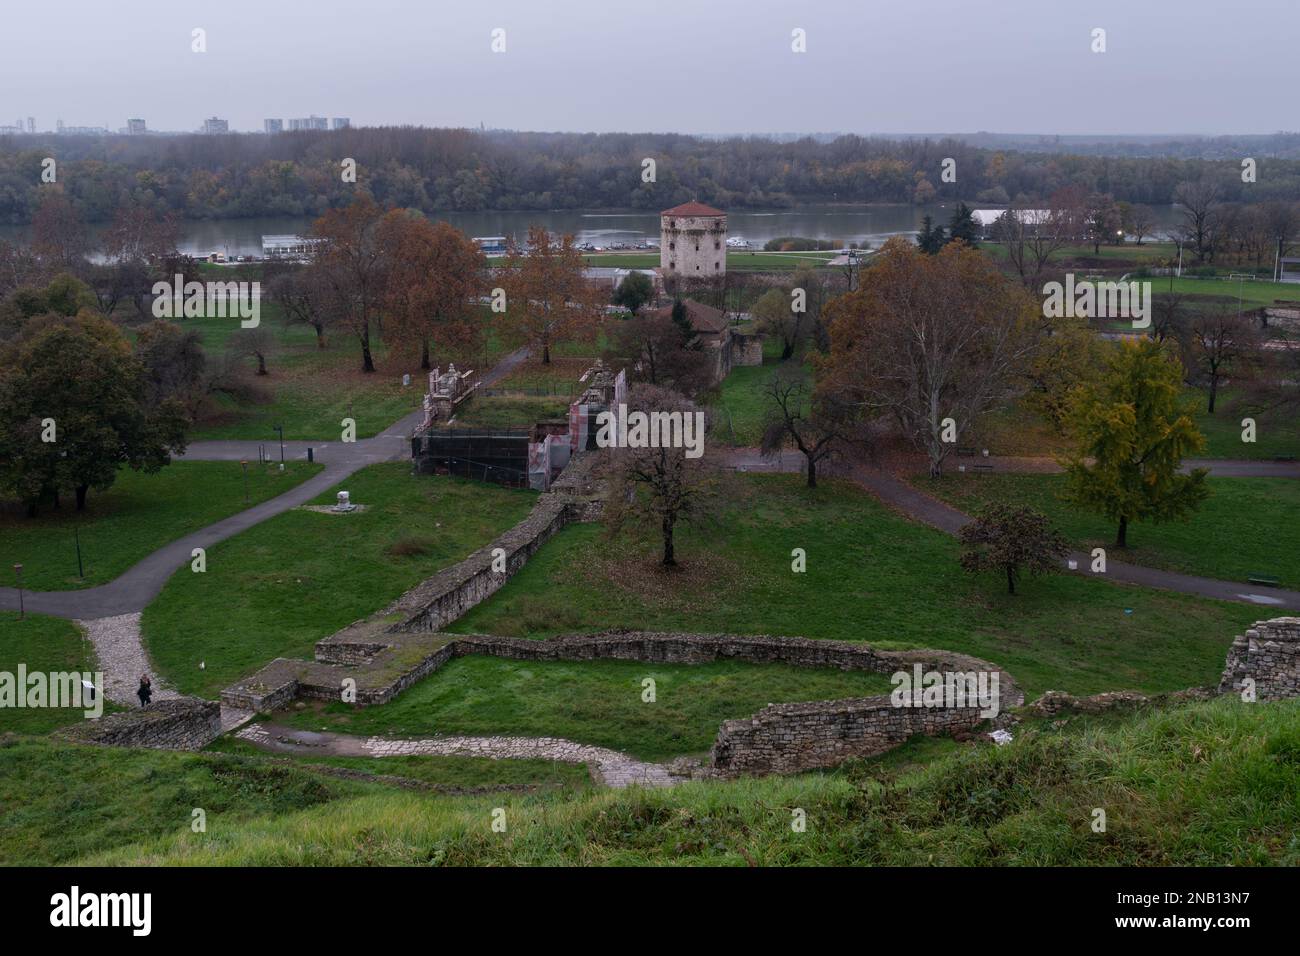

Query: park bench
left=1247, top=572, right=1280, bottom=587
left=955, top=446, right=977, bottom=457
left=972, top=463, right=994, bottom=473
left=1273, top=455, right=1296, bottom=463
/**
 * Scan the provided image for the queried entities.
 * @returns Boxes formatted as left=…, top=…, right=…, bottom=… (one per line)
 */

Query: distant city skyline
left=2, top=0, right=1296, bottom=136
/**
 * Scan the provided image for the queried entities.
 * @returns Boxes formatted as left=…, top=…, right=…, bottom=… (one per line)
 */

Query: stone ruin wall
left=1218, top=617, right=1300, bottom=701
left=57, top=697, right=222, bottom=752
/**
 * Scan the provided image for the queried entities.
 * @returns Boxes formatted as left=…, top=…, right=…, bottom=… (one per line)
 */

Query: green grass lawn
left=918, top=472, right=1300, bottom=588
left=0, top=461, right=321, bottom=591
left=1137, top=275, right=1296, bottom=308
left=142, top=463, right=536, bottom=697
left=1191, top=388, right=1300, bottom=460
left=0, top=613, right=116, bottom=734
left=0, top=736, right=370, bottom=866
left=210, top=738, right=593, bottom=792
left=280, top=655, right=896, bottom=761
left=73, top=696, right=1300, bottom=866
left=451, top=475, right=1258, bottom=697
left=710, top=357, right=808, bottom=446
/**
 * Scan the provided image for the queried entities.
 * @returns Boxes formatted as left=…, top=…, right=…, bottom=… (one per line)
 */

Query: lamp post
left=74, top=526, right=84, bottom=579
left=275, top=424, right=284, bottom=466
left=13, top=564, right=23, bottom=620
left=241, top=459, right=249, bottom=504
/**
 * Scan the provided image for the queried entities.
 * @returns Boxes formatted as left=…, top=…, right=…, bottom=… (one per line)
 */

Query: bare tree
left=227, top=326, right=276, bottom=377
left=1174, top=179, right=1223, bottom=263
left=602, top=384, right=723, bottom=567
left=1180, top=307, right=1261, bottom=414
left=761, top=372, right=865, bottom=488
left=994, top=187, right=1085, bottom=288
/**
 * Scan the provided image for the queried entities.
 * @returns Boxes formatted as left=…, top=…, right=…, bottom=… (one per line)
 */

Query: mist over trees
left=4, top=127, right=1300, bottom=224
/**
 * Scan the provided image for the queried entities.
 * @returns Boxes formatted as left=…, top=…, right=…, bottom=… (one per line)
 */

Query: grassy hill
left=5, top=695, right=1295, bottom=866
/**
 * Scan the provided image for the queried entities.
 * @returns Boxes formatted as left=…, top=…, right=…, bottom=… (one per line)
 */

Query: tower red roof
left=660, top=201, right=726, bottom=217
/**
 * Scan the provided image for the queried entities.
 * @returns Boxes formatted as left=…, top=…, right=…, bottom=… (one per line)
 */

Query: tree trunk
left=661, top=516, right=676, bottom=566
left=806, top=456, right=817, bottom=488
left=1006, top=565, right=1016, bottom=595
left=420, top=338, right=430, bottom=371
left=781, top=342, right=794, bottom=360
left=75, top=484, right=89, bottom=511
left=1116, top=515, right=1128, bottom=548
left=360, top=323, right=375, bottom=373
left=256, top=352, right=268, bottom=375
left=542, top=342, right=551, bottom=365
left=314, top=323, right=326, bottom=348
left=1207, top=376, right=1218, bottom=414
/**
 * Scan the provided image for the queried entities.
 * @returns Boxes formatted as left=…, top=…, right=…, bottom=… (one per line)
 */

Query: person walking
left=137, top=674, right=153, bottom=708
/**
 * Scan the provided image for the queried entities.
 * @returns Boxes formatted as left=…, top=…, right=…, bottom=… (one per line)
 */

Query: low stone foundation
left=1218, top=617, right=1300, bottom=701
left=1027, top=687, right=1216, bottom=718
left=225, top=629, right=1023, bottom=777
left=57, top=697, right=221, bottom=751
left=710, top=697, right=992, bottom=776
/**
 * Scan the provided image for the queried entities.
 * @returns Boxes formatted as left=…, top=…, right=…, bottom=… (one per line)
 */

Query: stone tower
left=660, top=201, right=727, bottom=280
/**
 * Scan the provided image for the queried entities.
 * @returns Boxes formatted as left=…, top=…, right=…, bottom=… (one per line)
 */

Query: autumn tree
left=958, top=504, right=1068, bottom=595
left=1021, top=315, right=1107, bottom=433
left=501, top=225, right=603, bottom=364
left=377, top=212, right=485, bottom=369
left=309, top=194, right=388, bottom=372
left=602, top=384, right=722, bottom=567
left=819, top=238, right=1039, bottom=476
left=31, top=191, right=88, bottom=268
left=102, top=204, right=179, bottom=265
left=227, top=326, right=276, bottom=376
left=1062, top=338, right=1208, bottom=548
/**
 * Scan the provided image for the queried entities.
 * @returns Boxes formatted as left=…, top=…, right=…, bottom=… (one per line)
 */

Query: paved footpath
left=0, top=346, right=531, bottom=621
left=719, top=448, right=1300, bottom=612
left=236, top=722, right=678, bottom=789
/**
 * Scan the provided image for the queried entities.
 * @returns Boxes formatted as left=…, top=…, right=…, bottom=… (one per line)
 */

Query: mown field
left=917, top=472, right=1300, bottom=588
left=142, top=464, right=536, bottom=697
left=0, top=461, right=320, bottom=590
left=450, top=474, right=1259, bottom=697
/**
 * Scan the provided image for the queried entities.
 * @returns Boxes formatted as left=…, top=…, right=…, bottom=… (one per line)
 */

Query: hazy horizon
left=2, top=0, right=1295, bottom=137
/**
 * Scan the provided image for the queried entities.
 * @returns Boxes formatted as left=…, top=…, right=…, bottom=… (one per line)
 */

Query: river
left=0, top=204, right=1185, bottom=259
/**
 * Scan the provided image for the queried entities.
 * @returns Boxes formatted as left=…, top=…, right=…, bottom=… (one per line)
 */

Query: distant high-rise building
left=264, top=118, right=284, bottom=134
left=331, top=117, right=350, bottom=130
left=288, top=115, right=328, bottom=131
left=202, top=117, right=229, bottom=134
left=56, top=119, right=65, bottom=133
left=26, top=117, right=35, bottom=133
left=127, top=118, right=147, bottom=135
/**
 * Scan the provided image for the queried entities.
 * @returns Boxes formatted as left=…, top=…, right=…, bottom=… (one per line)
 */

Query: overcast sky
left=3, top=0, right=1294, bottom=136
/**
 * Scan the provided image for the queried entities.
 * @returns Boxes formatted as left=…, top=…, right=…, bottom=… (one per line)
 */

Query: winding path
left=0, top=345, right=530, bottom=620
left=236, top=722, right=678, bottom=788
left=721, top=448, right=1300, bottom=611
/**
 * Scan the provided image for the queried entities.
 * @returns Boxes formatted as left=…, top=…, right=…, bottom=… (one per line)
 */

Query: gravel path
left=236, top=722, right=679, bottom=789
left=75, top=612, right=179, bottom=707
